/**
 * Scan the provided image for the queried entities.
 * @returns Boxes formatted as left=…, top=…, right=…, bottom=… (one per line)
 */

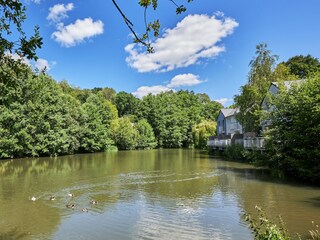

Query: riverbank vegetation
left=0, top=57, right=222, bottom=158
left=245, top=205, right=320, bottom=240
left=233, top=44, right=320, bottom=184
left=260, top=76, right=320, bottom=183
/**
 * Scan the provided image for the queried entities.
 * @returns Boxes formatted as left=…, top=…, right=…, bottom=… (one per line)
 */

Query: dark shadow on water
left=303, top=196, right=320, bottom=208
left=216, top=165, right=320, bottom=189
left=196, top=150, right=318, bottom=188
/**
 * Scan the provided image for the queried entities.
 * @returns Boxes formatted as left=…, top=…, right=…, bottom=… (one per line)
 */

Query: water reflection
left=0, top=149, right=319, bottom=239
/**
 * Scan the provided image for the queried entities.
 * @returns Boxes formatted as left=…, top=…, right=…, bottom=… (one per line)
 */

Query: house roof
left=220, top=108, right=239, bottom=118
left=271, top=79, right=304, bottom=90
left=261, top=79, right=305, bottom=107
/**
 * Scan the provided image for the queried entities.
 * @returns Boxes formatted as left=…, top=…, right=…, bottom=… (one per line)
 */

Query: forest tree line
left=0, top=56, right=222, bottom=159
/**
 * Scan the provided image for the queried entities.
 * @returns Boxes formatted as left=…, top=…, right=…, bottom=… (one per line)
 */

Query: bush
left=245, top=206, right=320, bottom=240
left=223, top=144, right=247, bottom=161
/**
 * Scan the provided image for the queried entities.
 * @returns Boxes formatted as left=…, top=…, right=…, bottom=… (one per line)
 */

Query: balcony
left=207, top=139, right=231, bottom=148
left=243, top=137, right=266, bottom=150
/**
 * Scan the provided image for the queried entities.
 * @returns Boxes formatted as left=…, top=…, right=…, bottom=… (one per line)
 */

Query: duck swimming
left=68, top=193, right=74, bottom=197
left=66, top=204, right=75, bottom=209
left=82, top=208, right=88, bottom=212
left=31, top=196, right=36, bottom=201
left=49, top=196, right=55, bottom=201
left=89, top=200, right=98, bottom=205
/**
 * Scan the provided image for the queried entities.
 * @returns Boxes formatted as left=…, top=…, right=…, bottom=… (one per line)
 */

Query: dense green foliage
left=110, top=117, right=138, bottom=150
left=79, top=93, right=116, bottom=152
left=135, top=119, right=157, bottom=149
left=140, top=91, right=222, bottom=148
left=114, top=91, right=142, bottom=119
left=0, top=62, right=80, bottom=158
left=235, top=43, right=298, bottom=133
left=235, top=43, right=279, bottom=133
left=262, top=76, right=320, bottom=183
left=0, top=58, right=222, bottom=158
left=192, top=120, right=216, bottom=149
left=283, top=55, right=320, bottom=79
left=233, top=44, right=319, bottom=183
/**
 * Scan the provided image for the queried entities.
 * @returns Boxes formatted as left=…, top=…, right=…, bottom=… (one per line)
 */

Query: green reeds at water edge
left=244, top=205, right=319, bottom=240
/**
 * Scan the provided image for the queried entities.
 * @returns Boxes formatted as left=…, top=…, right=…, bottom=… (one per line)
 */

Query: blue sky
left=23, top=0, right=320, bottom=106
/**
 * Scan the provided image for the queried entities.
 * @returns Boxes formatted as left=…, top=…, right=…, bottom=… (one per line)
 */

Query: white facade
left=217, top=108, right=243, bottom=136
left=226, top=115, right=242, bottom=135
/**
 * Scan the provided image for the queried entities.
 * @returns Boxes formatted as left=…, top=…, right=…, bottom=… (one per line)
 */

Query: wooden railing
left=207, top=137, right=266, bottom=150
left=207, top=139, right=231, bottom=148
left=243, top=137, right=266, bottom=150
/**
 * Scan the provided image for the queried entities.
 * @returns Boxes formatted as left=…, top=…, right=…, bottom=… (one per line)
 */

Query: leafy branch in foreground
left=245, top=205, right=290, bottom=240
left=0, top=0, right=42, bottom=60
left=112, top=0, right=193, bottom=52
left=309, top=222, right=319, bottom=240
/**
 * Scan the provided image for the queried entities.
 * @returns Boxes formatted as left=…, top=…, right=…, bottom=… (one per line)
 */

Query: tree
left=140, top=90, right=221, bottom=148
left=79, top=94, right=117, bottom=152
left=283, top=55, right=320, bottom=79
left=0, top=64, right=81, bottom=158
left=197, top=93, right=223, bottom=121
left=110, top=117, right=138, bottom=150
left=114, top=91, right=142, bottom=118
left=272, top=63, right=298, bottom=82
left=264, top=75, right=320, bottom=183
left=192, top=120, right=216, bottom=149
left=235, top=43, right=278, bottom=133
left=135, top=119, right=156, bottom=149
left=0, top=0, right=42, bottom=60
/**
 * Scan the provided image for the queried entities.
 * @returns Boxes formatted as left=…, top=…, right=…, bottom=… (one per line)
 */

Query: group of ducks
left=30, top=193, right=98, bottom=212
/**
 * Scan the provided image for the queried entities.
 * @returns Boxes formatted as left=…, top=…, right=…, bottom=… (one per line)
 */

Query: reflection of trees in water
left=0, top=149, right=266, bottom=238
left=0, top=151, right=260, bottom=235
left=0, top=197, right=60, bottom=239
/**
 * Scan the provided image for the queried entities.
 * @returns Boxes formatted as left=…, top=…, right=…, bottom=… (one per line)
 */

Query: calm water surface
left=0, top=149, right=319, bottom=239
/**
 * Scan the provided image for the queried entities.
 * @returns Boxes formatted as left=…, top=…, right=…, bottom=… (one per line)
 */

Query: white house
left=216, top=108, right=243, bottom=136
left=207, top=108, right=243, bottom=149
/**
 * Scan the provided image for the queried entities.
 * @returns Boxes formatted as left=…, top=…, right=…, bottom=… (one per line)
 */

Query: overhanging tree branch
left=111, top=0, right=193, bottom=53
left=111, top=0, right=152, bottom=52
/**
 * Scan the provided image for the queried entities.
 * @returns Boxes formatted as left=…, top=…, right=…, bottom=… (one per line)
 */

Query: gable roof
left=271, top=79, right=304, bottom=90
left=220, top=108, right=239, bottom=118
left=261, top=79, right=305, bottom=107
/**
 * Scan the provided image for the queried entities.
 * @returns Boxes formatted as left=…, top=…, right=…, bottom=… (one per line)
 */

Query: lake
left=0, top=149, right=319, bottom=239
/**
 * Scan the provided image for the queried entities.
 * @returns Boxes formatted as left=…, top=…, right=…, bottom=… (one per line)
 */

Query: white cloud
left=6, top=53, right=31, bottom=65
left=125, top=13, right=238, bottom=73
left=132, top=85, right=172, bottom=98
left=6, top=53, right=55, bottom=72
left=214, top=98, right=233, bottom=106
left=34, top=58, right=50, bottom=71
left=47, top=3, right=74, bottom=23
left=25, top=0, right=41, bottom=4
left=167, top=74, right=205, bottom=88
left=133, top=73, right=206, bottom=98
left=34, top=58, right=56, bottom=71
left=51, top=18, right=104, bottom=47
